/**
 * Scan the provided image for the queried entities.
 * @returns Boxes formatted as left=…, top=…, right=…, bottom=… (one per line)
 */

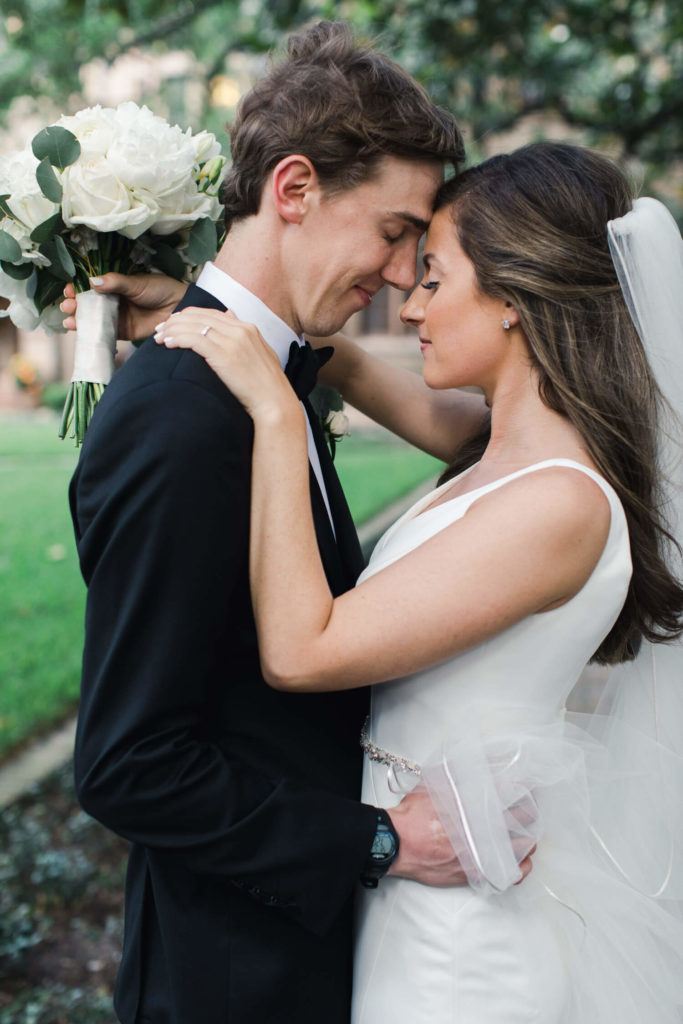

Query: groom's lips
left=354, top=285, right=374, bottom=307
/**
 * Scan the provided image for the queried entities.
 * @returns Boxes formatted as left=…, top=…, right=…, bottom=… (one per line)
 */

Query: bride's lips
left=419, top=336, right=432, bottom=352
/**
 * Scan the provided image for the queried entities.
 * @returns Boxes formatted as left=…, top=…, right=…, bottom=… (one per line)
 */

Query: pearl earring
left=502, top=319, right=511, bottom=330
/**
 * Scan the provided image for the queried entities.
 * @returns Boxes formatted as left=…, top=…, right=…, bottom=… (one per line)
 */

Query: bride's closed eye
left=421, top=279, right=439, bottom=291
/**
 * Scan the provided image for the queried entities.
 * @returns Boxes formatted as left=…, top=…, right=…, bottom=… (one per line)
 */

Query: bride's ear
left=270, top=155, right=318, bottom=225
left=502, top=301, right=520, bottom=330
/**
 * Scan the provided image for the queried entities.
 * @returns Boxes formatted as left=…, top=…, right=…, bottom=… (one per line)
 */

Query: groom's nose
left=382, top=245, right=419, bottom=292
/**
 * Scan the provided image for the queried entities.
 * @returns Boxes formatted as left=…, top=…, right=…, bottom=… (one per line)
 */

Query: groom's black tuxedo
left=70, top=284, right=378, bottom=1024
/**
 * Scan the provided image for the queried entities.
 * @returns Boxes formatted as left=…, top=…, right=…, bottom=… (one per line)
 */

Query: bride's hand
left=154, top=307, right=300, bottom=424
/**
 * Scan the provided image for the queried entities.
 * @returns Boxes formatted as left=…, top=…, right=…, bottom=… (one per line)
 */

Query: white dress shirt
left=196, top=262, right=335, bottom=531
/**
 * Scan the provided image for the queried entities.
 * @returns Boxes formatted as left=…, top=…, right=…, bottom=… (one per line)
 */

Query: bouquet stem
left=59, top=381, right=105, bottom=446
left=59, top=289, right=118, bottom=447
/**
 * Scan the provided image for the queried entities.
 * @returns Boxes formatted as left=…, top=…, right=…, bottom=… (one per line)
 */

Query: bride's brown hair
left=436, top=141, right=682, bottom=664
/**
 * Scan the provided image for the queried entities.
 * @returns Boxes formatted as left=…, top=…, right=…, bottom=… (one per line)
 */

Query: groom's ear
left=270, top=155, right=319, bottom=225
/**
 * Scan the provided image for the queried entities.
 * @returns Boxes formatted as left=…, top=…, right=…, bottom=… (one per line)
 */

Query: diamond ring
left=200, top=324, right=212, bottom=337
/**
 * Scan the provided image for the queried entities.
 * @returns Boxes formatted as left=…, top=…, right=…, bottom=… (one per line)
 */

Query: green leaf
left=309, top=384, right=343, bottom=419
left=0, top=195, right=12, bottom=219
left=34, top=268, right=66, bottom=314
left=30, top=212, right=64, bottom=244
left=0, top=230, right=22, bottom=263
left=35, top=158, right=63, bottom=204
left=0, top=259, right=34, bottom=281
left=31, top=126, right=80, bottom=170
left=187, top=218, right=219, bottom=264
left=40, top=235, right=75, bottom=281
left=151, top=243, right=186, bottom=281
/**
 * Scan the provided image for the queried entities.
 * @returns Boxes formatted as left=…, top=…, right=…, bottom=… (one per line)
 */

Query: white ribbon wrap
left=71, top=290, right=119, bottom=384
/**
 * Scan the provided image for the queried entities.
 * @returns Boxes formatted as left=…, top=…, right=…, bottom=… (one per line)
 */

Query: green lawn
left=0, top=417, right=83, bottom=758
left=335, top=434, right=442, bottom=524
left=0, top=415, right=441, bottom=760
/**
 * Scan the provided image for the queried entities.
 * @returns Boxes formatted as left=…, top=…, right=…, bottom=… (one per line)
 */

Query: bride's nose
left=400, top=286, right=424, bottom=328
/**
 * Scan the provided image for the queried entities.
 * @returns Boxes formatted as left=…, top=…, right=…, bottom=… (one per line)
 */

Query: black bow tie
left=284, top=340, right=334, bottom=401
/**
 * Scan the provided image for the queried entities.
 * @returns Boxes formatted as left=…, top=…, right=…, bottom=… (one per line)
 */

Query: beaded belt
left=360, top=716, right=421, bottom=777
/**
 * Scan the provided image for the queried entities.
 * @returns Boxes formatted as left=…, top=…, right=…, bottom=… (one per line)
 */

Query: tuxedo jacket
left=70, top=285, right=378, bottom=1024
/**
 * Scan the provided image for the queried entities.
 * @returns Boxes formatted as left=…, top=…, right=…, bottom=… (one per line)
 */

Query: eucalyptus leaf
left=1, top=259, right=34, bottom=281
left=34, top=268, right=66, bottom=314
left=0, top=195, right=12, bottom=219
left=0, top=230, right=22, bottom=263
left=32, top=126, right=80, bottom=170
left=40, top=235, right=75, bottom=281
left=187, top=218, right=219, bottom=264
left=35, top=158, right=63, bottom=204
left=30, top=212, right=64, bottom=244
left=152, top=243, right=186, bottom=281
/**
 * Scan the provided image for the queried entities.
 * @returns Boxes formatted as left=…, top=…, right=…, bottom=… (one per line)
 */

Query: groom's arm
left=71, top=356, right=377, bottom=935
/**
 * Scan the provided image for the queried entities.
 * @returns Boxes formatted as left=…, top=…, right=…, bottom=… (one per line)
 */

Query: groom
left=69, top=22, right=468, bottom=1024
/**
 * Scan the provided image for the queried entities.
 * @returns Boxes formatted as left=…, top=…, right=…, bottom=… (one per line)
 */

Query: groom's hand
left=385, top=790, right=534, bottom=888
left=61, top=273, right=186, bottom=341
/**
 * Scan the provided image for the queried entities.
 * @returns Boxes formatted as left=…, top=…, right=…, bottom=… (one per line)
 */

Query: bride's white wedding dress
left=352, top=458, right=683, bottom=1023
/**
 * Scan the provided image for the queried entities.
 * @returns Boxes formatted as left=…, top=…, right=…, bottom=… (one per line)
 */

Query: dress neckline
left=363, top=457, right=627, bottom=587
left=400, top=457, right=619, bottom=529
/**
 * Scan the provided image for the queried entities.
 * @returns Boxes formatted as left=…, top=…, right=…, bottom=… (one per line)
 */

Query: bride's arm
left=156, top=307, right=611, bottom=695
left=309, top=331, right=488, bottom=463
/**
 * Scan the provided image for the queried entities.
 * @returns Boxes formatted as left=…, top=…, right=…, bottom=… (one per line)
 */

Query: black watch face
left=371, top=830, right=396, bottom=861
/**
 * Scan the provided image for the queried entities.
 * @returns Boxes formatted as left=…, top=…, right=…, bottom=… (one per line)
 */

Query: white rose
left=57, top=105, right=117, bottom=159
left=151, top=181, right=222, bottom=235
left=327, top=410, right=350, bottom=437
left=61, top=157, right=159, bottom=238
left=0, top=148, right=60, bottom=239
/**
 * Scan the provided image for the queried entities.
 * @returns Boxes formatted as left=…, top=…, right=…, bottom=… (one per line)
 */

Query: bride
left=127, top=142, right=683, bottom=1019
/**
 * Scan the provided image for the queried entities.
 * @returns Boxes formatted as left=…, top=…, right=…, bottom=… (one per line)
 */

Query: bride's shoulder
left=466, top=461, right=613, bottom=546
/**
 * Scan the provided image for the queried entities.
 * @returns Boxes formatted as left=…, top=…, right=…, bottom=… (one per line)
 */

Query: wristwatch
left=360, top=809, right=400, bottom=889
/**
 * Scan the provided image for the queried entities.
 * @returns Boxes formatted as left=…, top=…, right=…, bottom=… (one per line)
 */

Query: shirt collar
left=196, top=262, right=303, bottom=370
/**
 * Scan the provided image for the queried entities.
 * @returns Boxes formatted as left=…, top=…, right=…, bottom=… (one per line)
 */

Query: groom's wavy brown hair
left=436, top=142, right=683, bottom=664
left=220, top=21, right=464, bottom=230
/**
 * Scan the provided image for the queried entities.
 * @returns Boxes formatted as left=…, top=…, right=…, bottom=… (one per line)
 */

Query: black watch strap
left=359, top=809, right=400, bottom=889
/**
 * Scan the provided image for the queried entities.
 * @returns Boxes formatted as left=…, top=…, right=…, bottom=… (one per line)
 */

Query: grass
left=0, top=416, right=83, bottom=759
left=335, top=434, right=442, bottom=525
left=0, top=414, right=441, bottom=761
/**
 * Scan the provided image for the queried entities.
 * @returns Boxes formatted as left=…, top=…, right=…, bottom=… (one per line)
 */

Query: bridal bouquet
left=0, top=102, right=226, bottom=444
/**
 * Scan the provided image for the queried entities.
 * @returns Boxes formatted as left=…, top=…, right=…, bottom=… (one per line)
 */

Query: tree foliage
left=1, top=0, right=681, bottom=174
